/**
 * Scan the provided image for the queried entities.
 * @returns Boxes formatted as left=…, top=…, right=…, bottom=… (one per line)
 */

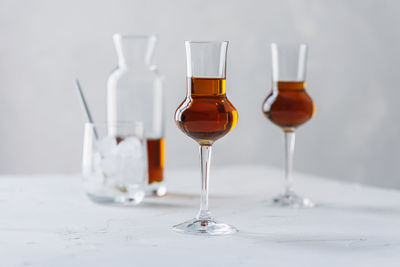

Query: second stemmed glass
left=174, top=41, right=238, bottom=235
left=262, top=43, right=316, bottom=208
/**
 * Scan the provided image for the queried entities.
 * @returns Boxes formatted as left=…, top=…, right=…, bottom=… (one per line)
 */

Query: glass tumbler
left=82, top=122, right=147, bottom=205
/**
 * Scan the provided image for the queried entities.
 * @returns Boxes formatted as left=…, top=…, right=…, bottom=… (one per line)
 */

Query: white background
left=0, top=0, right=399, bottom=188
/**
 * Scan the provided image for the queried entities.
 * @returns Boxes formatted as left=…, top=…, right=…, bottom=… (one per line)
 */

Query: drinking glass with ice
left=82, top=122, right=147, bottom=204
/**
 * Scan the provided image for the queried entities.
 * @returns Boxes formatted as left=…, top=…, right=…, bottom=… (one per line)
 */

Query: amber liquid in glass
left=116, top=136, right=164, bottom=184
left=147, top=138, right=165, bottom=184
left=175, top=77, right=238, bottom=145
left=262, top=81, right=315, bottom=131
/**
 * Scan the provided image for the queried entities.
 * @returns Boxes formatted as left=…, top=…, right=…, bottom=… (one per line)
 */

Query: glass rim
left=113, top=33, right=157, bottom=40
left=185, top=40, right=229, bottom=45
left=271, top=42, right=308, bottom=48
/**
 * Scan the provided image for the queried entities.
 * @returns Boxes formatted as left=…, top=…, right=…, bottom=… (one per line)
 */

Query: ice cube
left=97, top=136, right=117, bottom=157
left=120, top=157, right=145, bottom=185
left=116, top=136, right=143, bottom=158
left=99, top=154, right=120, bottom=178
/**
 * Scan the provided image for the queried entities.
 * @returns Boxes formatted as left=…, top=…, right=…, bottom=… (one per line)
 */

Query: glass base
left=147, top=182, right=167, bottom=197
left=273, top=191, right=315, bottom=208
left=172, top=217, right=238, bottom=236
left=87, top=191, right=145, bottom=205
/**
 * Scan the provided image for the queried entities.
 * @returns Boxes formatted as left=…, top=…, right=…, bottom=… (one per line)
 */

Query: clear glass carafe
left=107, top=34, right=166, bottom=196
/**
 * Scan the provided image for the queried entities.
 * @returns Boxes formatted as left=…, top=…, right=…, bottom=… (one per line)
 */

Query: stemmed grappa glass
left=262, top=43, right=316, bottom=208
left=174, top=41, right=238, bottom=235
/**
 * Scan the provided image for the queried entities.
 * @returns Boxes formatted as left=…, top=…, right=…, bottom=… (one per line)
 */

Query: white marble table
left=1, top=165, right=400, bottom=266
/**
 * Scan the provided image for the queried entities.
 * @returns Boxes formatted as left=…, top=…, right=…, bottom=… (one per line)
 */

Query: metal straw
left=75, top=79, right=99, bottom=140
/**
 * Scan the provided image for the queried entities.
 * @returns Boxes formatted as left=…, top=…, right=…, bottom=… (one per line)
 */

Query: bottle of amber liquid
left=107, top=34, right=166, bottom=196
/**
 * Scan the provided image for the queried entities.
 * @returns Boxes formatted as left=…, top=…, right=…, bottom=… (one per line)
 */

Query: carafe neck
left=113, top=34, right=157, bottom=70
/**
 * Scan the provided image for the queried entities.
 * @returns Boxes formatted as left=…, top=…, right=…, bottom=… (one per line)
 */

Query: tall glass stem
left=284, top=131, right=296, bottom=195
left=197, top=145, right=212, bottom=220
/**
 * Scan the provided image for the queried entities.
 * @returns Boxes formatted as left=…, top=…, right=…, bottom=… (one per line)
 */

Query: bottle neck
left=113, top=34, right=156, bottom=71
